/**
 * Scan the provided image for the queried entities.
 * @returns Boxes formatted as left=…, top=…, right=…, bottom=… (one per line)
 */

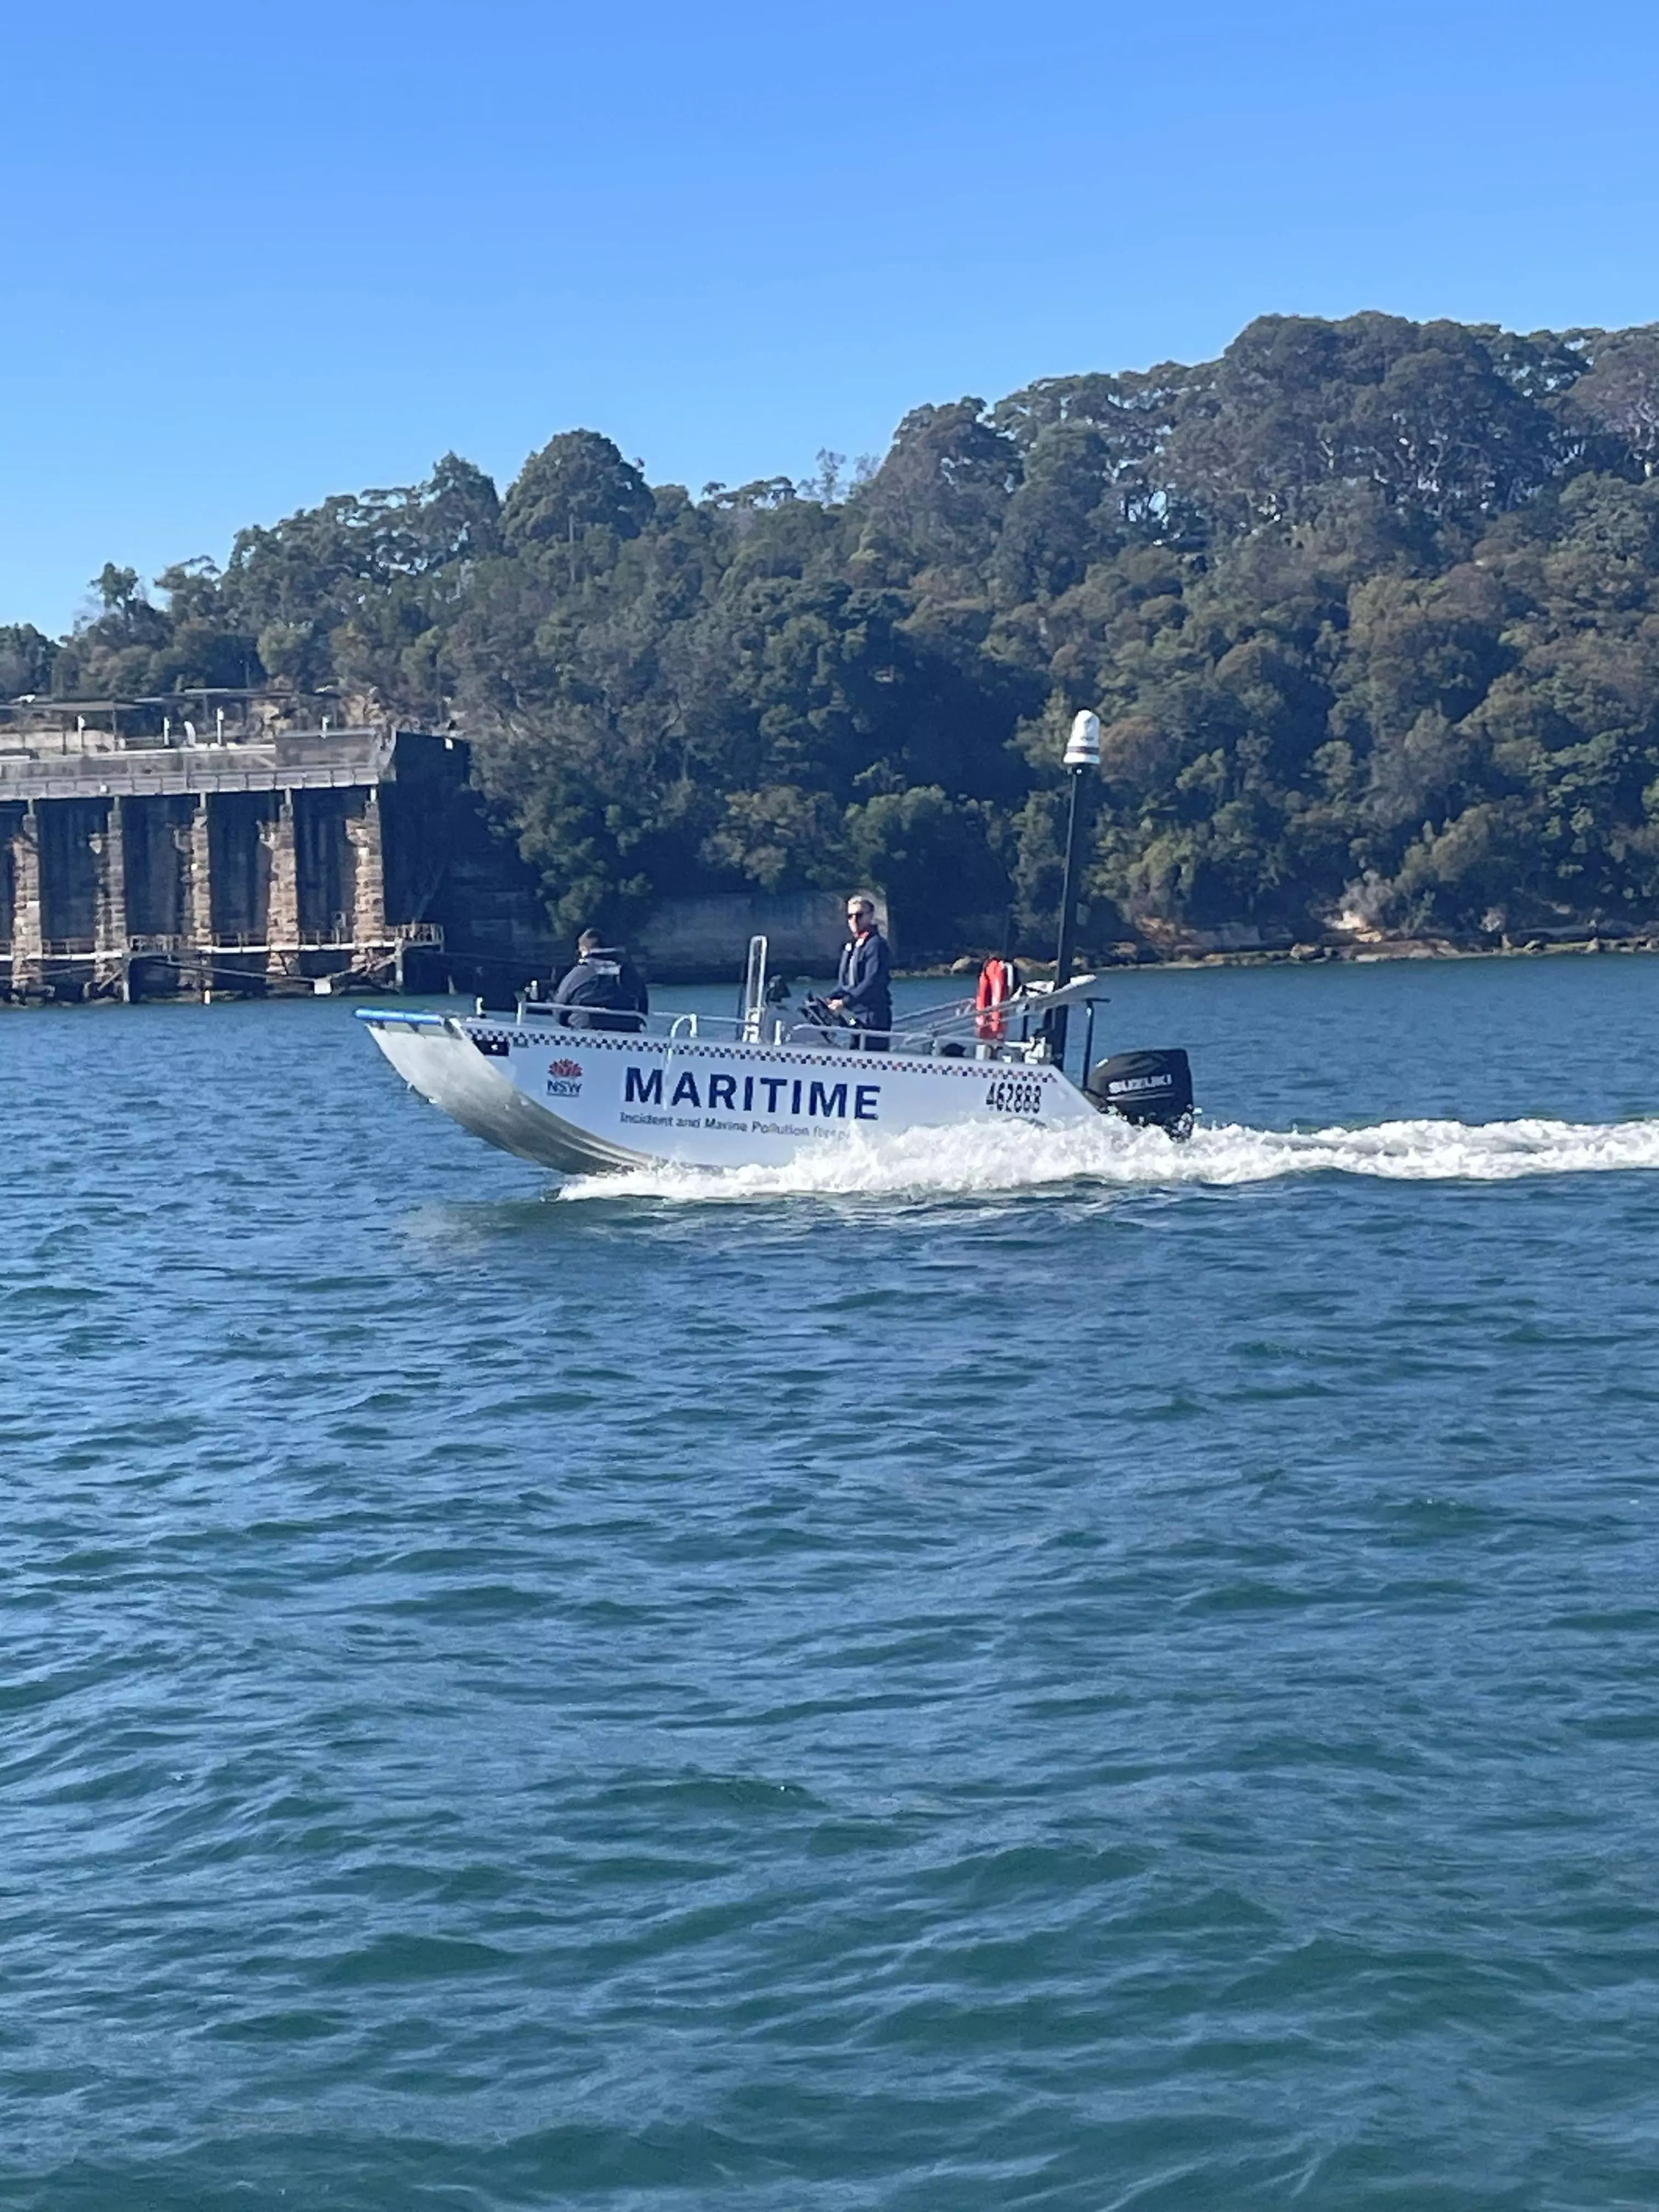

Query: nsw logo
left=546, top=1056, right=584, bottom=1098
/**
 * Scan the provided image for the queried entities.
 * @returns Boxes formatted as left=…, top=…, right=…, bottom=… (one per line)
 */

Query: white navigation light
left=1064, top=709, right=1101, bottom=769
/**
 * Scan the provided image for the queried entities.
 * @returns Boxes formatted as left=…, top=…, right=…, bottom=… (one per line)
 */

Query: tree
left=21, top=311, right=1659, bottom=949
left=1565, top=328, right=1659, bottom=478
left=845, top=786, right=1009, bottom=954
left=855, top=398, right=1021, bottom=574
left=500, top=430, right=654, bottom=555
left=702, top=785, right=847, bottom=891
left=0, top=623, right=57, bottom=698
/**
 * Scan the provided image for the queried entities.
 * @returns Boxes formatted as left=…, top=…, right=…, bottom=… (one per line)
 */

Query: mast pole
left=1046, top=710, right=1100, bottom=1073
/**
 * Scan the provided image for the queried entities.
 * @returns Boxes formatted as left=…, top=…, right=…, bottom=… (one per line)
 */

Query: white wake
left=556, top=1113, right=1659, bottom=1204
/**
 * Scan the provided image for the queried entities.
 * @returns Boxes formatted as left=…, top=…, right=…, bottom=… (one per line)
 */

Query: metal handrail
left=502, top=980, right=1105, bottom=1065
left=502, top=997, right=1048, bottom=1063
left=521, top=1001, right=748, bottom=1040
left=780, top=1019, right=1043, bottom=1063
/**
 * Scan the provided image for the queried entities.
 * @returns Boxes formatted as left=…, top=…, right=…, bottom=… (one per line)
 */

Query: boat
left=356, top=938, right=1194, bottom=1175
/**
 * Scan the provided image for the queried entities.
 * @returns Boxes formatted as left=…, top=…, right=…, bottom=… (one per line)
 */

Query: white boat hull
left=360, top=1011, right=1100, bottom=1174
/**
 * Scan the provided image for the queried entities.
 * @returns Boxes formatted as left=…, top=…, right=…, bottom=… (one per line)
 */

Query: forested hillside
left=12, top=311, right=1659, bottom=952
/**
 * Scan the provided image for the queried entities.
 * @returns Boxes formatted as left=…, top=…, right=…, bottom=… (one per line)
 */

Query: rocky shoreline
left=927, top=928, right=1659, bottom=982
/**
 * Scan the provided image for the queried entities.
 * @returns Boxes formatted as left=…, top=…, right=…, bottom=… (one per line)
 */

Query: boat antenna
left=1046, top=709, right=1100, bottom=1071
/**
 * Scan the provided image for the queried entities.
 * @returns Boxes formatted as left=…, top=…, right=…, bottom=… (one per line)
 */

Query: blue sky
left=3, top=0, right=1656, bottom=637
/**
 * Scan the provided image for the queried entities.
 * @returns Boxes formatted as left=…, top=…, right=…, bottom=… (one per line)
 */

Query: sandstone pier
left=0, top=694, right=474, bottom=1001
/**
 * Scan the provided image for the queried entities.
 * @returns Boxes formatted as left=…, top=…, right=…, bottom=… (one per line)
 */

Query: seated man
left=829, top=894, right=891, bottom=1049
left=551, top=930, right=650, bottom=1031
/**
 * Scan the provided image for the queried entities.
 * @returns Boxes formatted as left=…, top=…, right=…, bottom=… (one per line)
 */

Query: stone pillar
left=347, top=787, right=386, bottom=952
left=93, top=798, right=128, bottom=995
left=264, top=791, right=299, bottom=978
left=187, top=795, right=214, bottom=947
left=173, top=794, right=215, bottom=997
left=9, top=804, right=43, bottom=994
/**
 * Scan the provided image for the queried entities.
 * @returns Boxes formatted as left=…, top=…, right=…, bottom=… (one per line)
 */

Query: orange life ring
left=975, top=957, right=1018, bottom=1040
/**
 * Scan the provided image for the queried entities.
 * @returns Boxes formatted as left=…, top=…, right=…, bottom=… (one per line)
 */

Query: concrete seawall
left=632, top=890, right=889, bottom=984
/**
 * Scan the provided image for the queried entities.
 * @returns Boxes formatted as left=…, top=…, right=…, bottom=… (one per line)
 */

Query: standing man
left=830, top=894, right=891, bottom=1049
left=551, top=929, right=650, bottom=1031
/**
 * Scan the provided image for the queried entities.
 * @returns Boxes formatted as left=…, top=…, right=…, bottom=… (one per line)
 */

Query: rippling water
left=9, top=955, right=1659, bottom=2210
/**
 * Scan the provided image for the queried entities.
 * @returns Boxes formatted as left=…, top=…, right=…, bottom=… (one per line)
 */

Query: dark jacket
left=835, top=928, right=891, bottom=1029
left=551, top=947, right=649, bottom=1031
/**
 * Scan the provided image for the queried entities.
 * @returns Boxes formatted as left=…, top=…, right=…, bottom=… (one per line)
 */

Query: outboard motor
left=1086, top=1047, right=1194, bottom=1138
